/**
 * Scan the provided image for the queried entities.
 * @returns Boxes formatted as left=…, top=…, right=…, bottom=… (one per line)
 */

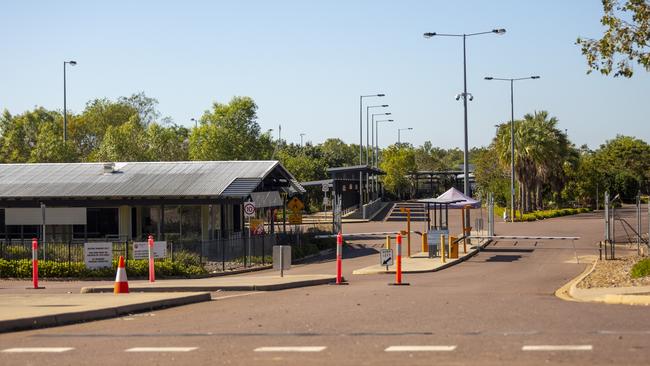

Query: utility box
left=273, top=245, right=291, bottom=271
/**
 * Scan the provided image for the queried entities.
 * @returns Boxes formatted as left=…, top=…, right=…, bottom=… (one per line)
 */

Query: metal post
left=63, top=62, right=67, bottom=142
left=359, top=96, right=363, bottom=164
left=510, top=79, right=515, bottom=223
left=604, top=191, right=610, bottom=260
left=462, top=34, right=469, bottom=197
left=40, top=202, right=46, bottom=261
left=637, top=192, right=641, bottom=255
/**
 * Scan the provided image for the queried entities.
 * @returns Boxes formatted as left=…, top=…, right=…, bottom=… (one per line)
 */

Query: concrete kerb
left=80, top=275, right=339, bottom=293
left=0, top=292, right=211, bottom=334
left=556, top=258, right=650, bottom=306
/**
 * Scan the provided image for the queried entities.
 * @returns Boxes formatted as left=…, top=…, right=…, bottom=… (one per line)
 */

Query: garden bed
left=578, top=255, right=650, bottom=289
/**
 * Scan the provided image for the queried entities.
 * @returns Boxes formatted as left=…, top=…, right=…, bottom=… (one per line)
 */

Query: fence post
left=637, top=192, right=641, bottom=256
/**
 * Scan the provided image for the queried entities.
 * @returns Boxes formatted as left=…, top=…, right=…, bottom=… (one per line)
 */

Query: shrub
left=631, top=258, right=650, bottom=279
left=0, top=257, right=206, bottom=278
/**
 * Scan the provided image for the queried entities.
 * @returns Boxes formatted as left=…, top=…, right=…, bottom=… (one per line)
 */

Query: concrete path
left=81, top=274, right=337, bottom=293
left=0, top=292, right=210, bottom=333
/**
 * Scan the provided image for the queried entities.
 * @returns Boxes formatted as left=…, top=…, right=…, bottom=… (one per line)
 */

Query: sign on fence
left=133, top=241, right=167, bottom=260
left=84, top=242, right=112, bottom=269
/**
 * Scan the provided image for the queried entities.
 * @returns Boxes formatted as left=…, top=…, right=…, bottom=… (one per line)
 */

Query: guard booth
left=417, top=198, right=463, bottom=258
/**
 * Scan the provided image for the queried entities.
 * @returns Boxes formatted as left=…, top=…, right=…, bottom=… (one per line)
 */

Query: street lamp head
left=388, top=119, right=394, bottom=122
left=455, top=94, right=462, bottom=101
left=381, top=104, right=389, bottom=107
left=408, top=128, right=413, bottom=130
left=468, top=94, right=474, bottom=101
left=385, top=112, right=392, bottom=115
left=68, top=60, right=77, bottom=65
left=377, top=94, right=385, bottom=97
left=531, top=75, right=540, bottom=79
left=492, top=28, right=506, bottom=35
left=423, top=32, right=436, bottom=38
left=484, top=76, right=494, bottom=80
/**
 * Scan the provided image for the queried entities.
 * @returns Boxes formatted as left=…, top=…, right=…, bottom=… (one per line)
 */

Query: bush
left=0, top=257, right=206, bottom=278
left=495, top=206, right=590, bottom=222
left=631, top=258, right=650, bottom=279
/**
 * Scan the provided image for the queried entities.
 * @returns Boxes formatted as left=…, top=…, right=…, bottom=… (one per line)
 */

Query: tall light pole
left=398, top=127, right=413, bottom=144
left=375, top=119, right=394, bottom=167
left=484, top=75, right=540, bottom=221
left=63, top=60, right=77, bottom=142
left=359, top=93, right=385, bottom=209
left=423, top=28, right=505, bottom=197
left=191, top=118, right=198, bottom=128
left=371, top=112, right=391, bottom=164
left=367, top=104, right=389, bottom=164
left=300, top=133, right=306, bottom=147
left=359, top=94, right=385, bottom=164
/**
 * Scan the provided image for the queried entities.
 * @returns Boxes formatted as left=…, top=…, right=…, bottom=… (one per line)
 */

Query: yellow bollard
left=385, top=235, right=391, bottom=250
left=450, top=236, right=459, bottom=259
left=440, top=234, right=446, bottom=263
left=422, top=232, right=428, bottom=253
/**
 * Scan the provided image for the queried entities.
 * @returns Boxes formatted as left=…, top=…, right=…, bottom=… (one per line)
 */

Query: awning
left=250, top=191, right=283, bottom=208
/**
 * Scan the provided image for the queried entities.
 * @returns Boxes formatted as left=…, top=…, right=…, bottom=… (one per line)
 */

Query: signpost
left=84, top=242, right=112, bottom=269
left=244, top=201, right=256, bottom=218
left=380, top=248, right=394, bottom=271
left=133, top=241, right=167, bottom=260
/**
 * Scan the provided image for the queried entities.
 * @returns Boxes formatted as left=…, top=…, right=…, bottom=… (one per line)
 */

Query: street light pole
left=375, top=119, right=394, bottom=166
left=423, top=29, right=505, bottom=197
left=300, top=133, right=306, bottom=147
left=398, top=127, right=413, bottom=144
left=484, top=75, right=540, bottom=221
left=359, top=94, right=385, bottom=210
left=371, top=112, right=391, bottom=163
left=63, top=60, right=77, bottom=142
left=367, top=104, right=389, bottom=164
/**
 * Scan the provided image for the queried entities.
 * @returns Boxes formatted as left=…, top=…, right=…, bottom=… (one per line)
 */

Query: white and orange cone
left=114, top=256, right=129, bottom=294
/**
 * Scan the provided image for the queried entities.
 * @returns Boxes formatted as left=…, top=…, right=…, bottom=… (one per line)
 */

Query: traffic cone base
left=114, top=256, right=129, bottom=294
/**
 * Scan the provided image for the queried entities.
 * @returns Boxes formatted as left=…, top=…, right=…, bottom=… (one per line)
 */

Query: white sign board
left=272, top=245, right=292, bottom=270
left=380, top=249, right=394, bottom=266
left=243, top=201, right=256, bottom=218
left=84, top=242, right=112, bottom=269
left=322, top=183, right=329, bottom=192
left=132, top=241, right=167, bottom=260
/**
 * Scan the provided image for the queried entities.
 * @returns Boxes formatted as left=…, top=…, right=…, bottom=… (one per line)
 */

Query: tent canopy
left=434, top=187, right=480, bottom=208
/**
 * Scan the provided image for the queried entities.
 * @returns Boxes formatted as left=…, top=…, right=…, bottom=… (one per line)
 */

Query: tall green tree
left=189, top=96, right=273, bottom=161
left=577, top=0, right=650, bottom=77
left=380, top=145, right=417, bottom=199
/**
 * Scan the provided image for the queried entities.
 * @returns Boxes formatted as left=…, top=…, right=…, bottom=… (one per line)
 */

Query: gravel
left=578, top=255, right=650, bottom=289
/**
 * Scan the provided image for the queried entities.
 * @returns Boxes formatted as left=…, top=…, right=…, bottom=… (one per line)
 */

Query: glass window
left=164, top=205, right=180, bottom=243
left=84, top=208, right=119, bottom=239
left=141, top=206, right=161, bottom=239
left=181, top=206, right=201, bottom=244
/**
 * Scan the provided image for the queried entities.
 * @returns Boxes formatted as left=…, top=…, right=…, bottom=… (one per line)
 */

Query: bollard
left=421, top=232, right=428, bottom=253
left=336, top=232, right=343, bottom=284
left=440, top=234, right=446, bottom=263
left=29, top=238, right=44, bottom=289
left=148, top=235, right=155, bottom=283
left=389, top=234, right=409, bottom=286
left=385, top=235, right=391, bottom=250
left=450, top=236, right=459, bottom=259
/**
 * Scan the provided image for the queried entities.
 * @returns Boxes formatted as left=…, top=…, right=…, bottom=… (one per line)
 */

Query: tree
left=472, top=146, right=509, bottom=206
left=577, top=0, right=650, bottom=77
left=0, top=107, right=60, bottom=163
left=91, top=116, right=148, bottom=162
left=146, top=123, right=189, bottom=161
left=380, top=145, right=417, bottom=199
left=189, top=97, right=273, bottom=161
left=30, top=119, right=78, bottom=163
left=320, top=138, right=357, bottom=168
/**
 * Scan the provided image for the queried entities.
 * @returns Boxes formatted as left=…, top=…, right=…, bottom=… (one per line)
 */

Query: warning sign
left=380, top=249, right=394, bottom=266
left=287, top=197, right=304, bottom=212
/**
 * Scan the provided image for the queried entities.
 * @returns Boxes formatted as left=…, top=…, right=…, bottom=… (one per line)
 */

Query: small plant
left=631, top=258, right=650, bottom=279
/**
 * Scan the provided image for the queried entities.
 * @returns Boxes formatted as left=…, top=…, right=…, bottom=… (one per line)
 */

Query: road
left=1, top=206, right=649, bottom=365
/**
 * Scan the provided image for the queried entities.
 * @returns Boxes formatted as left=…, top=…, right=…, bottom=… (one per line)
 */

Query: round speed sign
left=243, top=201, right=256, bottom=218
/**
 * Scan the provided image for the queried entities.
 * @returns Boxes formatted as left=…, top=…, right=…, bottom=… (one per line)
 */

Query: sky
left=1, top=0, right=649, bottom=150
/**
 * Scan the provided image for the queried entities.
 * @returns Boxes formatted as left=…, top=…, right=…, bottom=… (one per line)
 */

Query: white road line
left=213, top=292, right=262, bottom=300
left=522, top=345, right=592, bottom=351
left=254, top=346, right=326, bottom=352
left=2, top=347, right=74, bottom=353
left=125, top=347, right=198, bottom=352
left=385, top=345, right=457, bottom=352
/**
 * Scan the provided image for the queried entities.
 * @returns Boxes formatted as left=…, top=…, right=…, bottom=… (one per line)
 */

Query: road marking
left=385, top=345, right=456, bottom=352
left=125, top=347, right=198, bottom=352
left=254, top=346, right=326, bottom=352
left=522, top=345, right=592, bottom=351
left=213, top=292, right=262, bottom=300
left=2, top=347, right=74, bottom=353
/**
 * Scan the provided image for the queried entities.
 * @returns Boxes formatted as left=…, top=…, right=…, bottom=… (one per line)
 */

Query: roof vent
left=103, top=162, right=116, bottom=174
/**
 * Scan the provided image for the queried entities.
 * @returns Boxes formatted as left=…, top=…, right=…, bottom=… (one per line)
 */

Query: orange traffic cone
left=114, top=256, right=129, bottom=294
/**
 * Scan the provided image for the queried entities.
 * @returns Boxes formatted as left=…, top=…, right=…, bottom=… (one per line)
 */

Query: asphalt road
left=1, top=206, right=649, bottom=365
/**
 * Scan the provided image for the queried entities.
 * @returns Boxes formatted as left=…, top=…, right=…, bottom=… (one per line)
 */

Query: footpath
left=0, top=273, right=337, bottom=333
left=353, top=237, right=490, bottom=275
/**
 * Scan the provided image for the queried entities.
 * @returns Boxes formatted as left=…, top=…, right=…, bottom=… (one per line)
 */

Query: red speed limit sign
left=244, top=201, right=256, bottom=218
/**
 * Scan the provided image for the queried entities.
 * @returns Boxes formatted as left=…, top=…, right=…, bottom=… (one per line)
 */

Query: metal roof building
left=0, top=161, right=304, bottom=245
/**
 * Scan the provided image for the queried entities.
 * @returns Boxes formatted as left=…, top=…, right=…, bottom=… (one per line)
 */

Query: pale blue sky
left=1, top=0, right=648, bottom=150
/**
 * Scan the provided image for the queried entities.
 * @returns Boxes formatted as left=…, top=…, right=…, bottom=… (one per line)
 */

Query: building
left=0, top=161, right=304, bottom=249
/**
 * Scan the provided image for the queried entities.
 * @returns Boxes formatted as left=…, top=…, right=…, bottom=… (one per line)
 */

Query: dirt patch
left=578, top=256, right=650, bottom=289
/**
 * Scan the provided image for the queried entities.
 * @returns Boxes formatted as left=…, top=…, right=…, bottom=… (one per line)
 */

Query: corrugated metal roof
left=250, top=191, right=283, bottom=208
left=0, top=161, right=302, bottom=200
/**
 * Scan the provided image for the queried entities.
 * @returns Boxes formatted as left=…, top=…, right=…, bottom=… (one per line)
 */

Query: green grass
left=631, top=258, right=650, bottom=279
